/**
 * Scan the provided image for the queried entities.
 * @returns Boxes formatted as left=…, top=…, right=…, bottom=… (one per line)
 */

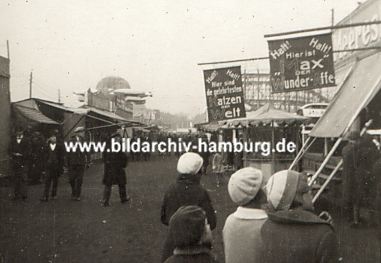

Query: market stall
left=223, top=103, right=307, bottom=180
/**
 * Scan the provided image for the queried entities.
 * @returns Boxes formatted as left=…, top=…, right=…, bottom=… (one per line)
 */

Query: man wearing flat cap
left=66, top=126, right=88, bottom=201
left=260, top=170, right=338, bottom=263
left=160, top=152, right=216, bottom=262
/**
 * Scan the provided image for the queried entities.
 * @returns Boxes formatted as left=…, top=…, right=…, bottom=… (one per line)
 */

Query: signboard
left=333, top=0, right=381, bottom=63
left=268, top=33, right=336, bottom=93
left=203, top=66, right=246, bottom=121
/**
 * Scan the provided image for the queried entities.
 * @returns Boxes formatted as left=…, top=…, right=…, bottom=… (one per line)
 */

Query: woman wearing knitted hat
left=222, top=167, right=268, bottom=263
left=160, top=152, right=217, bottom=262
left=260, top=170, right=339, bottom=263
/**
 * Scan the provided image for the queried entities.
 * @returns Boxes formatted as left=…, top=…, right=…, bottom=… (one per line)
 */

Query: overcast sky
left=0, top=0, right=360, bottom=116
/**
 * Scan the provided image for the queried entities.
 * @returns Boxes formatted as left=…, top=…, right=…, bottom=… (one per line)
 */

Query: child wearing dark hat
left=164, top=205, right=218, bottom=263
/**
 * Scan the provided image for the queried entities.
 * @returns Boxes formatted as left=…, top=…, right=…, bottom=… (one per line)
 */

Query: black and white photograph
left=0, top=0, right=381, bottom=262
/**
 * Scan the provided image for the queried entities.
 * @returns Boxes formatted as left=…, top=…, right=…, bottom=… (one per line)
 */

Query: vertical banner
left=268, top=33, right=336, bottom=93
left=203, top=66, right=246, bottom=122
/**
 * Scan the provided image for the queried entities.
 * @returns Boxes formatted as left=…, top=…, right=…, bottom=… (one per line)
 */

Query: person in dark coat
left=164, top=206, right=218, bottom=263
left=142, top=133, right=152, bottom=161
left=102, top=133, right=130, bottom=206
left=341, top=131, right=360, bottom=223
left=357, top=135, right=379, bottom=207
left=342, top=131, right=379, bottom=226
left=28, top=131, right=45, bottom=184
left=9, top=129, right=30, bottom=200
left=372, top=155, right=381, bottom=254
left=260, top=170, right=339, bottom=263
left=66, top=127, right=88, bottom=201
left=199, top=134, right=210, bottom=175
left=40, top=134, right=64, bottom=201
left=233, top=137, right=244, bottom=170
left=160, top=152, right=216, bottom=262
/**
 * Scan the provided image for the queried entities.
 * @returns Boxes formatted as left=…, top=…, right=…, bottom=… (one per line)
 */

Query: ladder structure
left=290, top=120, right=373, bottom=204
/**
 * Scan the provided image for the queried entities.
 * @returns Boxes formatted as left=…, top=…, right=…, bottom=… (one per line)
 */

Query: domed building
left=87, top=76, right=152, bottom=121
left=95, top=76, right=131, bottom=94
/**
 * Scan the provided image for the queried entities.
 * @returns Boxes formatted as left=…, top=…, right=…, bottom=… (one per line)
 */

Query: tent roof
left=83, top=106, right=128, bottom=122
left=13, top=101, right=59, bottom=125
left=310, top=53, right=381, bottom=138
left=224, top=103, right=307, bottom=127
left=36, top=99, right=89, bottom=114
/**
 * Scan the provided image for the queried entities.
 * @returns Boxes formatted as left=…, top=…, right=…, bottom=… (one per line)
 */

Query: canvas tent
left=291, top=52, right=381, bottom=203
left=12, top=99, right=60, bottom=128
left=310, top=53, right=381, bottom=138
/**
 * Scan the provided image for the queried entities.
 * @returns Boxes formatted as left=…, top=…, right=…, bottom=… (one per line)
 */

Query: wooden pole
left=6, top=40, right=10, bottom=59
left=29, top=72, right=33, bottom=99
left=197, top=47, right=381, bottom=66
left=197, top=56, right=269, bottom=66
left=288, top=136, right=316, bottom=171
left=271, top=121, right=275, bottom=174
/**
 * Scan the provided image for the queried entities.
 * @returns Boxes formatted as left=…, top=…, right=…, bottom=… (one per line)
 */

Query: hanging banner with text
left=203, top=66, right=246, bottom=122
left=268, top=33, right=336, bottom=93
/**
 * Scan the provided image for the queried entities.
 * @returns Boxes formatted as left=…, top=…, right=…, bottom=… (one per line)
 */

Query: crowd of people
left=8, top=124, right=381, bottom=262
left=160, top=152, right=339, bottom=263
left=9, top=126, right=90, bottom=202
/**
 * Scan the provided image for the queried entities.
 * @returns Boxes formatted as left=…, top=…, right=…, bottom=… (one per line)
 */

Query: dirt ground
left=0, top=155, right=379, bottom=262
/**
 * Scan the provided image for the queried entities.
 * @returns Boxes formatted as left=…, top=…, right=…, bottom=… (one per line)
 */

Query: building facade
left=87, top=76, right=151, bottom=121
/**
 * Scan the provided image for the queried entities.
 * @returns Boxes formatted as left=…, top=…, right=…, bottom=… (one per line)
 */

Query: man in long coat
left=102, top=133, right=130, bottom=206
left=9, top=128, right=30, bottom=200
left=40, top=134, right=64, bottom=201
left=66, top=127, right=88, bottom=201
left=341, top=131, right=361, bottom=224
left=342, top=131, right=379, bottom=226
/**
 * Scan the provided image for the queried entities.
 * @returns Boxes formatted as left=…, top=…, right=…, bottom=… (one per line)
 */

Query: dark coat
left=30, top=135, right=45, bottom=164
left=342, top=137, right=379, bottom=206
left=358, top=137, right=379, bottom=205
left=103, top=150, right=127, bottom=186
left=9, top=136, right=31, bottom=170
left=373, top=157, right=381, bottom=211
left=341, top=142, right=359, bottom=205
left=160, top=174, right=216, bottom=228
left=164, top=245, right=218, bottom=263
left=161, top=174, right=216, bottom=262
left=373, top=157, right=381, bottom=240
left=260, top=209, right=338, bottom=263
left=66, top=135, right=87, bottom=167
left=44, top=142, right=64, bottom=174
